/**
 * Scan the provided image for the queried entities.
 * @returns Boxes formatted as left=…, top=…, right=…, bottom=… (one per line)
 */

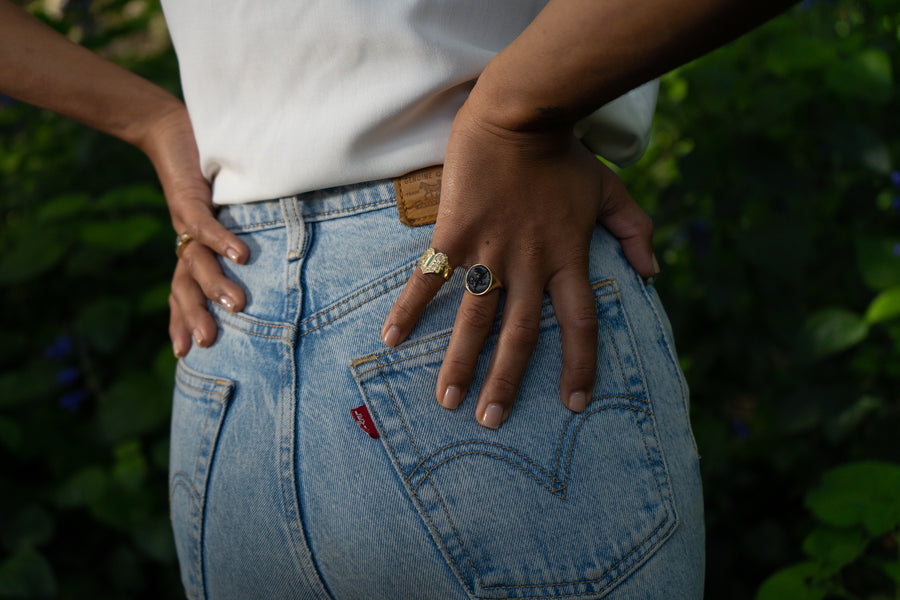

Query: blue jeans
left=169, top=179, right=705, bottom=600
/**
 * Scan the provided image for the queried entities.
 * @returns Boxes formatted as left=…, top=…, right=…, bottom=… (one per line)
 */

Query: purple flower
left=56, top=367, right=80, bottom=386
left=891, top=171, right=900, bottom=189
left=59, top=389, right=88, bottom=412
left=893, top=242, right=900, bottom=257
left=44, top=335, right=73, bottom=360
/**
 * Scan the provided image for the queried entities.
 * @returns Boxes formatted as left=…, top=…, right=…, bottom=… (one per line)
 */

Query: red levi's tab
left=351, top=405, right=379, bottom=439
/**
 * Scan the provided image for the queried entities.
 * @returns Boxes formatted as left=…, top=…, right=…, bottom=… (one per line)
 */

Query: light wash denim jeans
left=169, top=179, right=705, bottom=600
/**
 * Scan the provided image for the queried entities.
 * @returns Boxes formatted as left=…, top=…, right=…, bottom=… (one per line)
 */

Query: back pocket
left=350, top=279, right=677, bottom=600
left=169, top=361, right=235, bottom=600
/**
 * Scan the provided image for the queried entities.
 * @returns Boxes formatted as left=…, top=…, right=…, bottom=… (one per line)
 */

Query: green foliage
left=0, top=1, right=182, bottom=597
left=757, top=462, right=900, bottom=599
left=617, top=0, right=900, bottom=597
left=0, top=0, right=897, bottom=598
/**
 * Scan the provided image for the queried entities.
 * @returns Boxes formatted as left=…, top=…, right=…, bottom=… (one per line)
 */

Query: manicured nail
left=218, top=295, right=235, bottom=311
left=193, top=329, right=205, bottom=347
left=568, top=391, right=587, bottom=413
left=651, top=254, right=661, bottom=276
left=480, top=403, right=505, bottom=429
left=173, top=342, right=185, bottom=358
left=442, top=386, right=462, bottom=410
left=382, top=325, right=401, bottom=347
left=226, top=247, right=241, bottom=263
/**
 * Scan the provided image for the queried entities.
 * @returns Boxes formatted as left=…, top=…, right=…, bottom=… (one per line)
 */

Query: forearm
left=0, top=1, right=182, bottom=155
left=469, top=0, right=797, bottom=131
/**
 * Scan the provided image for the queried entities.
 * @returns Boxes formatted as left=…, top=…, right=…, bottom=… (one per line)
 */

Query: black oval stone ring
left=465, top=264, right=502, bottom=295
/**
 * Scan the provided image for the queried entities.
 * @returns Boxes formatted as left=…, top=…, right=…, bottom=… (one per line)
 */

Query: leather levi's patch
left=393, top=165, right=442, bottom=227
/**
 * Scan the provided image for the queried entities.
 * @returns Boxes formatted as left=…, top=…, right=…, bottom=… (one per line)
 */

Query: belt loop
left=280, top=196, right=306, bottom=261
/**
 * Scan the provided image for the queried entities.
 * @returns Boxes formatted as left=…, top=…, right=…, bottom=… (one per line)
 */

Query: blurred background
left=0, top=0, right=898, bottom=598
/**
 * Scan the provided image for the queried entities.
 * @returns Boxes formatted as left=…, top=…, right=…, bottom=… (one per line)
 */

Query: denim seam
left=172, top=365, right=233, bottom=600
left=214, top=309, right=296, bottom=340
left=613, top=287, right=676, bottom=531
left=378, top=366, right=426, bottom=465
left=636, top=273, right=698, bottom=458
left=478, top=514, right=674, bottom=593
left=224, top=219, right=285, bottom=233
left=599, top=300, right=633, bottom=397
left=300, top=278, right=407, bottom=337
left=423, top=479, right=480, bottom=596
left=303, top=198, right=394, bottom=220
left=408, top=403, right=652, bottom=497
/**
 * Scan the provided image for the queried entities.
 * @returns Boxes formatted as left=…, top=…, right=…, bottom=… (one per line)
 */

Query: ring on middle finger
left=465, top=264, right=502, bottom=295
left=418, top=247, right=454, bottom=280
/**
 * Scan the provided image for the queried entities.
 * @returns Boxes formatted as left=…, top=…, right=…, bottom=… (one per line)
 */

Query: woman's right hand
left=138, top=106, right=249, bottom=357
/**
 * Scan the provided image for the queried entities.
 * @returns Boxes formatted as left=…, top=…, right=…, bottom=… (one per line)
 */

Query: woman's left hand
left=381, top=101, right=657, bottom=429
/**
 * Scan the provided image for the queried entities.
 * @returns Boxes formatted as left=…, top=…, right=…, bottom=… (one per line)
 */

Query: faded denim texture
left=169, top=179, right=705, bottom=600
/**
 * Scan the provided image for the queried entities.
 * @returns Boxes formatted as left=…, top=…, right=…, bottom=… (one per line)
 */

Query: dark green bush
left=0, top=0, right=897, bottom=598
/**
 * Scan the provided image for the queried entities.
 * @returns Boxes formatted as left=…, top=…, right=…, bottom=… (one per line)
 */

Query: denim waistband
left=217, top=179, right=398, bottom=232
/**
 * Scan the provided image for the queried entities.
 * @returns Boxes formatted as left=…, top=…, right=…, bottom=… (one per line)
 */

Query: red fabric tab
left=351, top=405, right=379, bottom=439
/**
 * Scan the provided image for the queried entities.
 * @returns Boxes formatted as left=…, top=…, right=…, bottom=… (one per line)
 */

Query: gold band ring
left=465, top=264, right=502, bottom=295
left=175, top=232, right=194, bottom=259
left=418, top=248, right=454, bottom=280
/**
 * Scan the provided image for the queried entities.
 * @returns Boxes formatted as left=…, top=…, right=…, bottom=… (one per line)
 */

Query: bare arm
left=385, top=0, right=797, bottom=428
left=472, top=0, right=797, bottom=132
left=0, top=1, right=247, bottom=356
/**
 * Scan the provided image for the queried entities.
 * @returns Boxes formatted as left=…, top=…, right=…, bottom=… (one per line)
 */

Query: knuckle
left=566, top=307, right=599, bottom=337
left=488, top=372, right=520, bottom=400
left=459, top=302, right=495, bottom=329
left=502, top=318, right=539, bottom=347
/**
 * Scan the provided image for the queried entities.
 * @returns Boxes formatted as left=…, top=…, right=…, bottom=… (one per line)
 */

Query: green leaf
left=55, top=466, right=108, bottom=508
left=799, top=308, right=869, bottom=360
left=756, top=562, right=826, bottom=600
left=96, top=372, right=171, bottom=442
left=75, top=298, right=130, bottom=353
left=79, top=214, right=162, bottom=252
left=802, top=526, right=868, bottom=573
left=0, top=549, right=57, bottom=598
left=824, top=48, right=893, bottom=105
left=857, top=237, right=900, bottom=291
left=0, top=233, right=66, bottom=285
left=2, top=506, right=55, bottom=551
left=805, top=461, right=900, bottom=536
left=0, top=416, right=24, bottom=452
left=878, top=559, right=900, bottom=583
left=864, top=287, right=900, bottom=324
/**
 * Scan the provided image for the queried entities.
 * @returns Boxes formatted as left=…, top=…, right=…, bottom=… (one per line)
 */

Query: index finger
left=381, top=248, right=454, bottom=347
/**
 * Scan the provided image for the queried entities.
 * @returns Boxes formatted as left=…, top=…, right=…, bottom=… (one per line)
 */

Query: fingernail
left=568, top=391, right=587, bottom=413
left=193, top=329, right=205, bottom=347
left=480, top=403, right=505, bottom=429
left=442, top=386, right=462, bottom=410
left=173, top=342, right=185, bottom=358
left=218, top=295, right=235, bottom=311
left=651, top=254, right=661, bottom=276
left=382, top=325, right=401, bottom=347
left=226, top=247, right=241, bottom=263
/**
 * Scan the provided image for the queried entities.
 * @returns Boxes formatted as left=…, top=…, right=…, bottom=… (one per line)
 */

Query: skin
left=0, top=1, right=248, bottom=356
left=382, top=0, right=797, bottom=428
left=0, top=0, right=796, bottom=429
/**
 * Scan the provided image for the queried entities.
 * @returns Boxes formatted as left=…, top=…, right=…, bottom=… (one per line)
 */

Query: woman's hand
left=381, top=101, right=657, bottom=429
left=138, top=106, right=249, bottom=357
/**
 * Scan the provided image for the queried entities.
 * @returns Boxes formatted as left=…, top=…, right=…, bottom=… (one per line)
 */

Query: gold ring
left=175, top=232, right=194, bottom=259
left=465, top=264, right=502, bottom=295
left=418, top=248, right=454, bottom=280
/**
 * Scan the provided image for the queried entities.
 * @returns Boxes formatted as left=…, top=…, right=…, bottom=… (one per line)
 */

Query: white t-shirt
left=160, top=1, right=658, bottom=205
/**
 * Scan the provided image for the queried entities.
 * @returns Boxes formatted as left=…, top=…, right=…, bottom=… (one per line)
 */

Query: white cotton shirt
left=160, top=0, right=658, bottom=205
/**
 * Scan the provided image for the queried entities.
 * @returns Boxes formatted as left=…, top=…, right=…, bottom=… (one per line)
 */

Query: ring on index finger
left=465, top=264, right=502, bottom=295
left=175, top=232, right=194, bottom=259
left=418, top=247, right=454, bottom=280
